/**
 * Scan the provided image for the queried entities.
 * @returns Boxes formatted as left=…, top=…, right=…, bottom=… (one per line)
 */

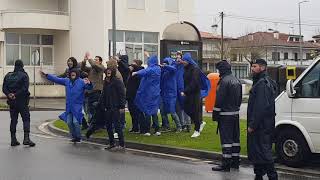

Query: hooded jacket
left=107, top=59, right=124, bottom=82
left=99, top=68, right=126, bottom=110
left=2, top=60, right=30, bottom=102
left=46, top=73, right=93, bottom=124
left=160, top=58, right=178, bottom=113
left=134, top=55, right=161, bottom=115
left=182, top=53, right=211, bottom=98
left=59, top=58, right=86, bottom=78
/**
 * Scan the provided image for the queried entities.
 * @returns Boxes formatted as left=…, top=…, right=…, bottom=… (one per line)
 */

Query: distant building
left=200, top=31, right=249, bottom=79
left=230, top=31, right=320, bottom=66
left=0, top=0, right=196, bottom=97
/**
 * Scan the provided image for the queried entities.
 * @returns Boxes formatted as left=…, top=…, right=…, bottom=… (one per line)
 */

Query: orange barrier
left=205, top=73, right=220, bottom=112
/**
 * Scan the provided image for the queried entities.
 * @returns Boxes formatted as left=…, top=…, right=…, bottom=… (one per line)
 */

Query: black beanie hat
left=14, top=60, right=24, bottom=68
left=251, top=59, right=267, bottom=66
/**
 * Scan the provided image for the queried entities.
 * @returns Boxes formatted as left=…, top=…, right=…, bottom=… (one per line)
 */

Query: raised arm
left=46, top=74, right=68, bottom=86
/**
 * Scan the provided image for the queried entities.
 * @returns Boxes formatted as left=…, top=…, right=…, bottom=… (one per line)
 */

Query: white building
left=0, top=0, right=195, bottom=97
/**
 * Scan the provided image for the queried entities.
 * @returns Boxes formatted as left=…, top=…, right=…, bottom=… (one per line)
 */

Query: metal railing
left=0, top=9, right=69, bottom=16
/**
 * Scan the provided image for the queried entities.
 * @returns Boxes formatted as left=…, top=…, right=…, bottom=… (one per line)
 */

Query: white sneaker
left=114, top=133, right=118, bottom=139
left=191, top=131, right=200, bottom=138
left=155, top=132, right=161, bottom=136
left=200, top=121, right=206, bottom=132
left=144, top=133, right=151, bottom=136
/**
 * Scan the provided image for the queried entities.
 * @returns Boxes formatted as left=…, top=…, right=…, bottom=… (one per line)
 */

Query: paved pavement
left=0, top=111, right=318, bottom=180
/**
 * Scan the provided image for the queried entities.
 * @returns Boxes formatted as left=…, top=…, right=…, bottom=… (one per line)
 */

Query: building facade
left=230, top=32, right=320, bottom=66
left=0, top=0, right=195, bottom=97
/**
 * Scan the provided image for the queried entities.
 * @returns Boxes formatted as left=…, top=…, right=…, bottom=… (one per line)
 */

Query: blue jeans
left=67, top=113, right=81, bottom=140
left=176, top=102, right=191, bottom=126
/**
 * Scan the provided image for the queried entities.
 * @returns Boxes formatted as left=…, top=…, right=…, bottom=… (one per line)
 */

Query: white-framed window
left=164, top=0, right=179, bottom=12
left=127, top=0, right=145, bottom=10
left=109, top=30, right=159, bottom=64
left=5, top=33, right=54, bottom=66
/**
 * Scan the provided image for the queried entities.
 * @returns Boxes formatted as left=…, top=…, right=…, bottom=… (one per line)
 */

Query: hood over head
left=107, top=59, right=118, bottom=69
left=182, top=53, right=197, bottom=66
left=14, top=60, right=24, bottom=72
left=147, top=55, right=158, bottom=67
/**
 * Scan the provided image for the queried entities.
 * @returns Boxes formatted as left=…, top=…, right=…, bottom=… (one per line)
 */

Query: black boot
left=23, top=132, right=36, bottom=147
left=212, top=159, right=231, bottom=172
left=254, top=175, right=263, bottom=180
left=10, top=133, right=20, bottom=146
left=85, top=126, right=95, bottom=139
left=231, top=157, right=240, bottom=169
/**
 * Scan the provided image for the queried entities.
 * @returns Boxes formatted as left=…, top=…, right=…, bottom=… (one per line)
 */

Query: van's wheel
left=276, top=129, right=310, bottom=167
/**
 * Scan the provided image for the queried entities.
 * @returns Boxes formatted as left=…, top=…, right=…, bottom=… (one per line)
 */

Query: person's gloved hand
left=212, top=110, right=220, bottom=121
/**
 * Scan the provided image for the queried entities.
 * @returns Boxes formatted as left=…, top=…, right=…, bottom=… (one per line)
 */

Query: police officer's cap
left=251, top=59, right=267, bottom=66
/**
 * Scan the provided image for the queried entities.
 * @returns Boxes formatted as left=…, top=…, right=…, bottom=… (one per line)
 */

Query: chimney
left=273, top=31, right=279, bottom=39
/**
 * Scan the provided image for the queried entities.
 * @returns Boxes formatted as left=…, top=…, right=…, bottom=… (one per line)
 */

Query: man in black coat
left=127, top=60, right=145, bottom=133
left=247, top=59, right=278, bottom=180
left=212, top=60, right=242, bottom=172
left=117, top=55, right=130, bottom=87
left=180, top=54, right=202, bottom=138
left=2, top=60, right=35, bottom=147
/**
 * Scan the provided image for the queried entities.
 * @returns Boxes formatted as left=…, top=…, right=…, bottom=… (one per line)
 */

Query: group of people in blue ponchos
left=39, top=51, right=210, bottom=149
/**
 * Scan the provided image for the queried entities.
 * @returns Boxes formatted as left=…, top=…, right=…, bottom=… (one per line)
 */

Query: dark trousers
left=9, top=103, right=30, bottom=133
left=128, top=99, right=144, bottom=132
left=218, top=115, right=241, bottom=164
left=87, top=91, right=101, bottom=122
left=142, top=114, right=159, bottom=133
left=254, top=163, right=278, bottom=180
left=105, top=109, right=125, bottom=147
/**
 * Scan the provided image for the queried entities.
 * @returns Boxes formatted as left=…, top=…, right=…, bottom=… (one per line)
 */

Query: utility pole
left=298, top=1, right=309, bottom=65
left=220, top=12, right=224, bottom=60
left=112, top=0, right=116, bottom=56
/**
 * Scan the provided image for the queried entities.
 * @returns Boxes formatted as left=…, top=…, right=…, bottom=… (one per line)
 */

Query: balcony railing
left=0, top=9, right=69, bottom=16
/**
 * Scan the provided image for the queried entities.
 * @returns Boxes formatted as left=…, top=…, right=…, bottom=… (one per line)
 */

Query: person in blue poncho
left=40, top=69, right=93, bottom=143
left=179, top=53, right=210, bottom=138
left=160, top=57, right=183, bottom=132
left=133, top=53, right=161, bottom=136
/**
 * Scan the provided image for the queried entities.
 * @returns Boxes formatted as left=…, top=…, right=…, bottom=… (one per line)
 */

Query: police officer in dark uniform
left=2, top=60, right=35, bottom=147
left=212, top=60, right=242, bottom=172
left=247, top=59, right=278, bottom=180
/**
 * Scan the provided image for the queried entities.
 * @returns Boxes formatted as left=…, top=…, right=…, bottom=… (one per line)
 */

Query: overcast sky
left=192, top=0, right=320, bottom=40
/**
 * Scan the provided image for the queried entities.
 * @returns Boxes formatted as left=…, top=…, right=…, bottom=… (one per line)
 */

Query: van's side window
left=296, top=62, right=320, bottom=98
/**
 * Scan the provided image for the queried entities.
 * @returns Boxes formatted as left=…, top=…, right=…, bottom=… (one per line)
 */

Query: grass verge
left=53, top=113, right=248, bottom=155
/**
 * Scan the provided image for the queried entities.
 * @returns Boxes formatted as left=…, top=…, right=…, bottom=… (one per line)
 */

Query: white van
left=275, top=57, right=320, bottom=167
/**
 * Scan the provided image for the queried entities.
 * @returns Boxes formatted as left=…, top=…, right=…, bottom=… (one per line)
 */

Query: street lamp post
left=112, top=0, right=116, bottom=56
left=299, top=0, right=309, bottom=65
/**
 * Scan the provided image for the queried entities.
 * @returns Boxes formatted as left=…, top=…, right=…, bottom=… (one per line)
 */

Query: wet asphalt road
left=0, top=111, right=318, bottom=180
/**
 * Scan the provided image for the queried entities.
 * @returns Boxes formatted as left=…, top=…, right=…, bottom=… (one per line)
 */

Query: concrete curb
left=47, top=121, right=320, bottom=178
left=0, top=108, right=63, bottom=111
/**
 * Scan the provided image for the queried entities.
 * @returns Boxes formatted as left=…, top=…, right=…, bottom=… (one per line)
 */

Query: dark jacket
left=127, top=65, right=144, bottom=101
left=183, top=63, right=201, bottom=117
left=214, top=73, right=242, bottom=115
left=118, top=55, right=130, bottom=87
left=247, top=71, right=277, bottom=164
left=2, top=66, right=30, bottom=104
left=100, top=72, right=126, bottom=110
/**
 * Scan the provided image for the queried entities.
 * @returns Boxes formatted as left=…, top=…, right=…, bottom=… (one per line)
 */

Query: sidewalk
left=0, top=98, right=65, bottom=110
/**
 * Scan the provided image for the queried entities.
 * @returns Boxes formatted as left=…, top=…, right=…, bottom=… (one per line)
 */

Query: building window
left=164, top=0, right=179, bottom=12
left=306, top=53, right=312, bottom=60
left=272, top=52, right=280, bottom=61
left=294, top=53, right=298, bottom=61
left=232, top=65, right=248, bottom=79
left=284, top=52, right=289, bottom=60
left=127, top=0, right=145, bottom=10
left=109, top=30, right=159, bottom=64
left=5, top=33, right=54, bottom=66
